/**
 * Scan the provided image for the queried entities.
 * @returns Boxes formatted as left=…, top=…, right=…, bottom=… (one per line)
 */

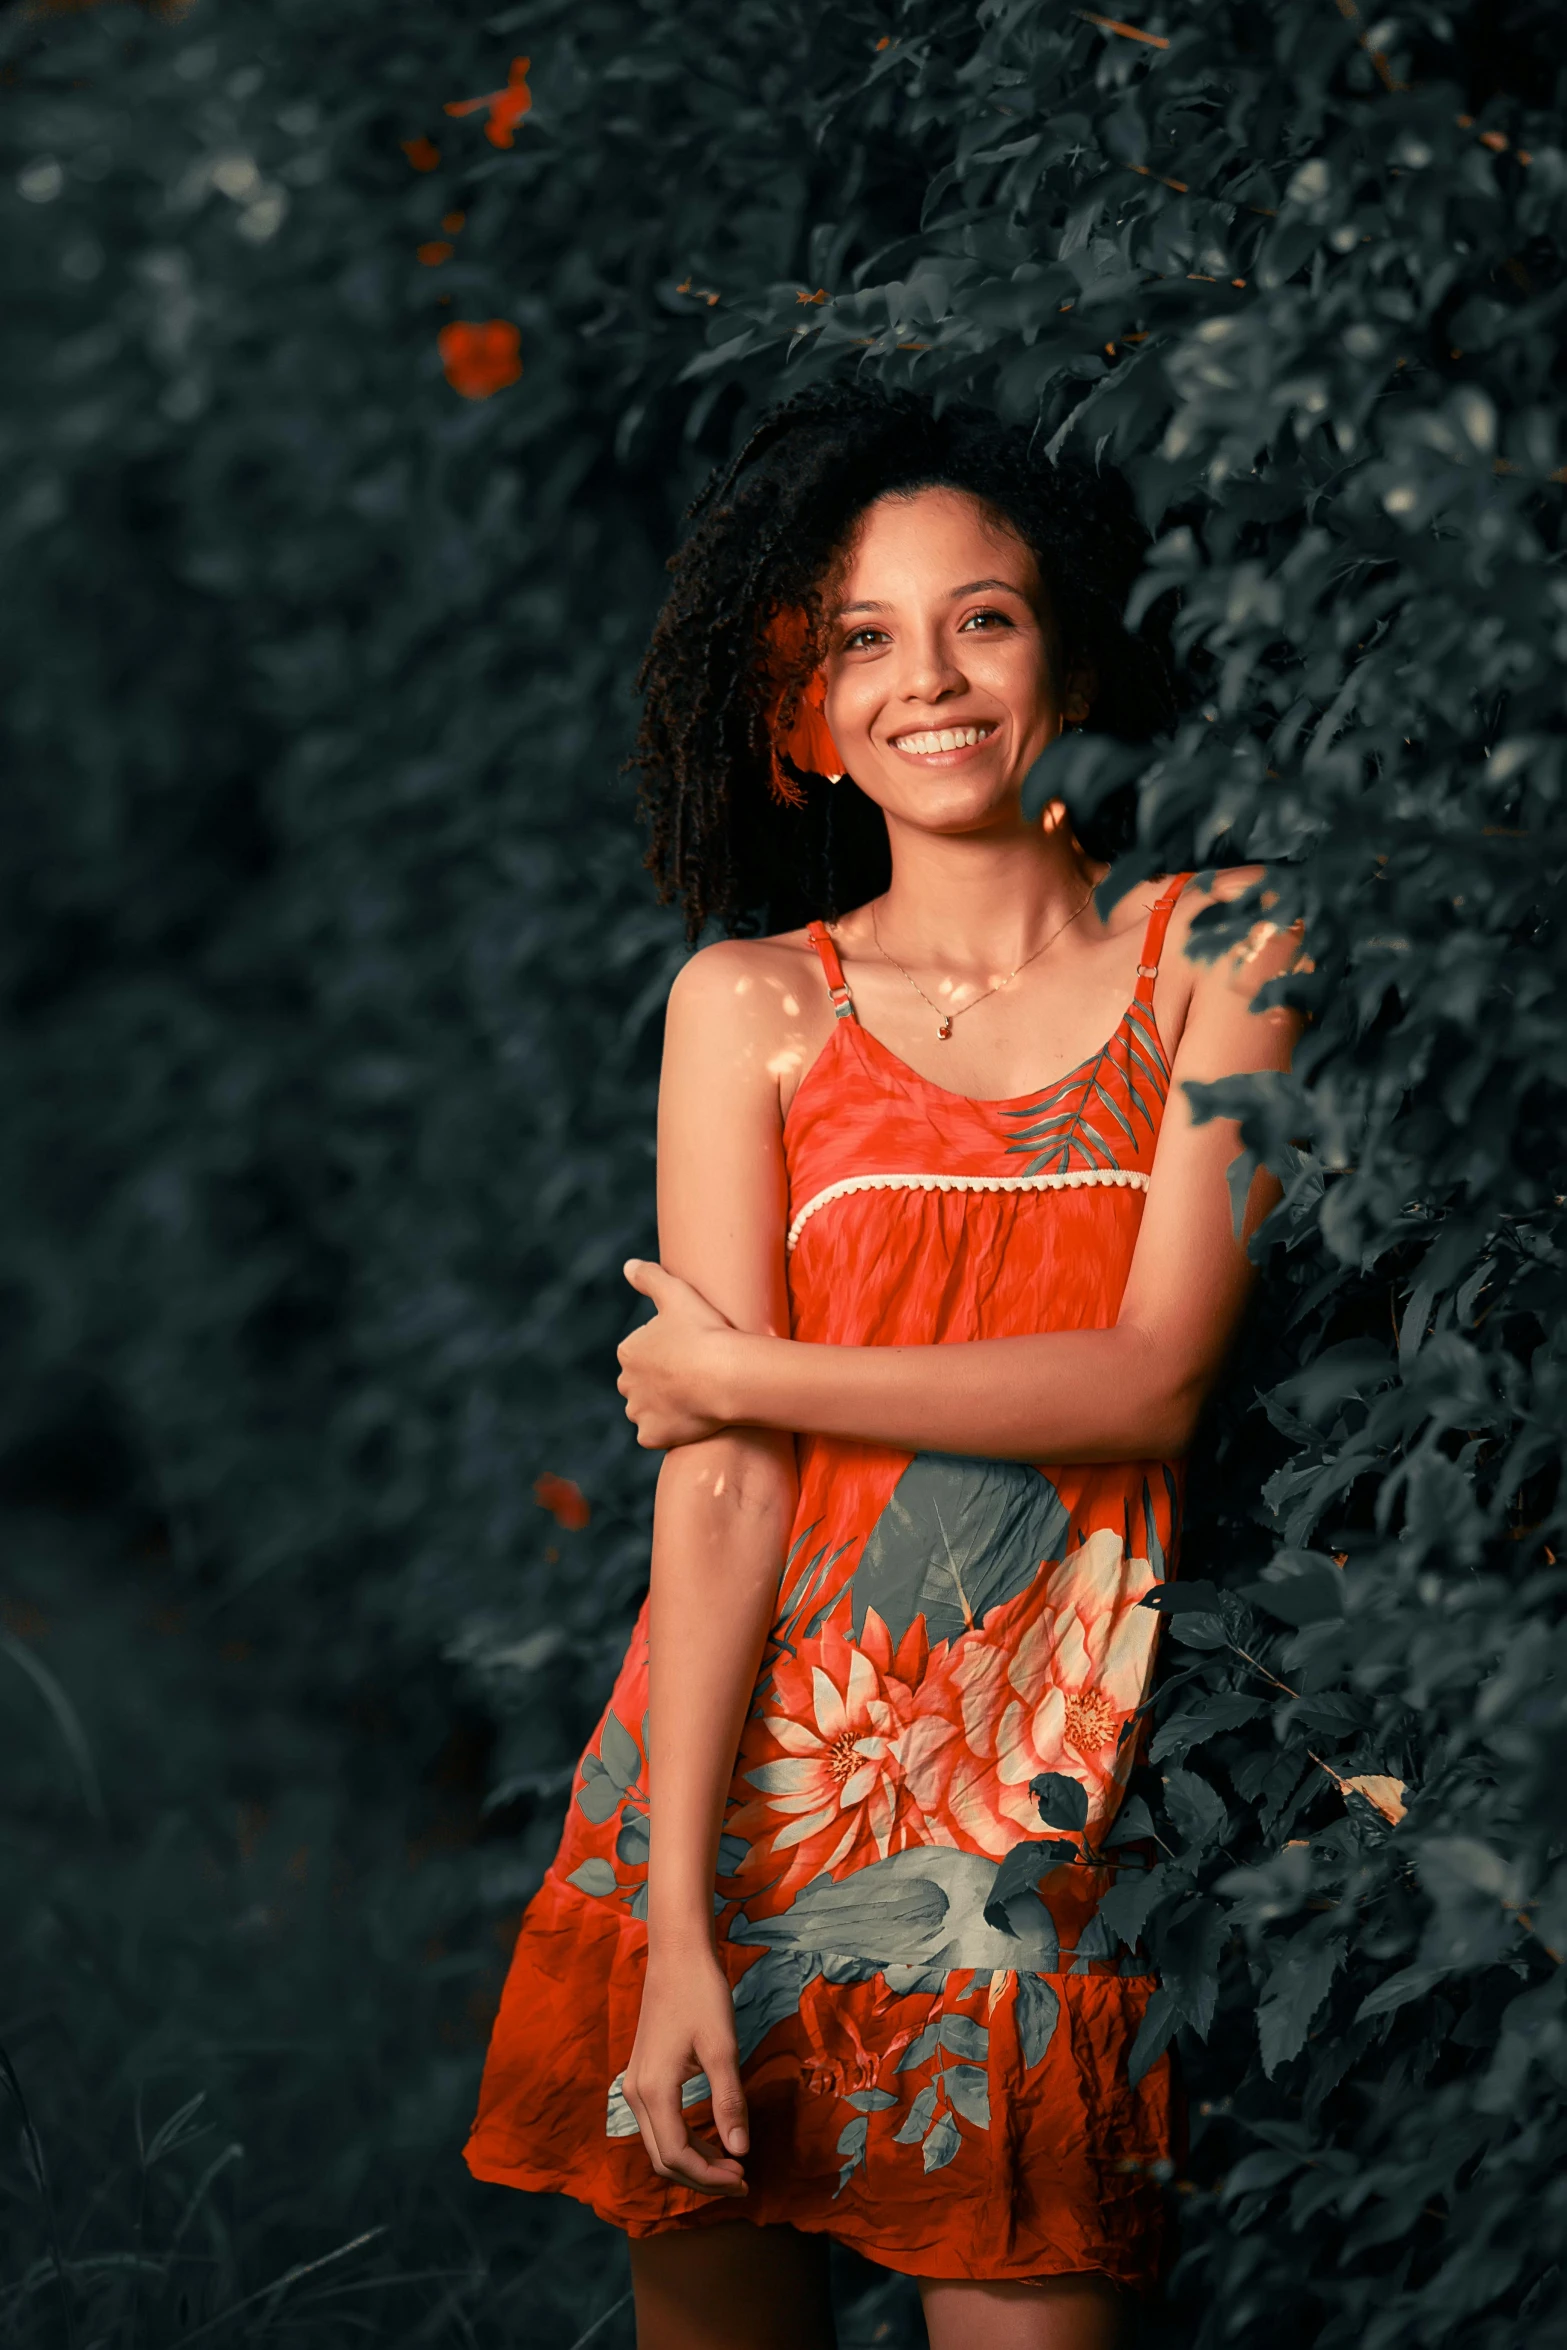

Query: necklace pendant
left=937, top=1015, right=953, bottom=1040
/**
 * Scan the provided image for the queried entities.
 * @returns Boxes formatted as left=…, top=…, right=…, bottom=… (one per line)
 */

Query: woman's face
left=821, top=486, right=1082, bottom=838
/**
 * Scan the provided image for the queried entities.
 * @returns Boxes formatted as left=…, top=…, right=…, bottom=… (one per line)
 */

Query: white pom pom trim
left=786, top=1167, right=1149, bottom=1252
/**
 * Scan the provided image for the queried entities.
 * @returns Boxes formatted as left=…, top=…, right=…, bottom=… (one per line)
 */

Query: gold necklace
left=869, top=890, right=1095, bottom=1040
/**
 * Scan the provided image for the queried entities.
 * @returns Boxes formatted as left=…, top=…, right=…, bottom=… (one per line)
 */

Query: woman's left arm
left=620, top=913, right=1300, bottom=1464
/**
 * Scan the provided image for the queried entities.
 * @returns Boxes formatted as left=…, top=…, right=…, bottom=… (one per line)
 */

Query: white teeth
left=893, top=724, right=991, bottom=755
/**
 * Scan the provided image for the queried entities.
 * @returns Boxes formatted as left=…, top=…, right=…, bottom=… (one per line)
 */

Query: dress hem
left=461, top=2142, right=1157, bottom=2291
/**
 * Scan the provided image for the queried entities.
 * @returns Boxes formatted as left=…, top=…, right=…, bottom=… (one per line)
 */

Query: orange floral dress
left=465, top=879, right=1193, bottom=2288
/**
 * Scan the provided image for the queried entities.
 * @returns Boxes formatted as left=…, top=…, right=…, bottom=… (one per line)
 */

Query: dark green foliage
left=1, top=1, right=1563, bottom=2345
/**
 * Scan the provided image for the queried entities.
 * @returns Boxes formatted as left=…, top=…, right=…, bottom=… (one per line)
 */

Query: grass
left=0, top=1508, right=924, bottom=2349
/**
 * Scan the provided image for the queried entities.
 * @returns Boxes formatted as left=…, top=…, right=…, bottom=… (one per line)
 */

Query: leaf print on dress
left=901, top=1528, right=1158, bottom=1855
left=850, top=1453, right=1070, bottom=1650
left=1000, top=999, right=1167, bottom=1177
left=730, top=1843, right=1059, bottom=1973
left=576, top=1707, right=643, bottom=1824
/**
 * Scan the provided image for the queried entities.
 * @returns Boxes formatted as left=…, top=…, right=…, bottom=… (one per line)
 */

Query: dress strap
left=806, top=920, right=858, bottom=1023
left=1133, top=873, right=1195, bottom=1006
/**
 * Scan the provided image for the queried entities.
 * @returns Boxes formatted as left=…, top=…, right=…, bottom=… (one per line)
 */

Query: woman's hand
left=623, top=1943, right=750, bottom=2196
left=617, top=1260, right=737, bottom=1448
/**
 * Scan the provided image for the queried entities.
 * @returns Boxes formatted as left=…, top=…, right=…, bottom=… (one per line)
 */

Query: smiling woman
left=464, top=386, right=1299, bottom=2350
left=633, top=384, right=1178, bottom=942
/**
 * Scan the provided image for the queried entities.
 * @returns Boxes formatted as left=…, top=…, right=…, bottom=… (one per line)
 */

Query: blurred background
left=3, top=3, right=1563, bottom=2347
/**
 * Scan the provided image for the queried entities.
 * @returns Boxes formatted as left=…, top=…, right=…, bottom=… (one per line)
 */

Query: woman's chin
left=878, top=780, right=1040, bottom=838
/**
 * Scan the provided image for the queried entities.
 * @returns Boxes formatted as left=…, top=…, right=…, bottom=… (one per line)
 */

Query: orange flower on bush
left=534, top=1472, right=590, bottom=1532
left=438, top=320, right=522, bottom=399
left=401, top=135, right=440, bottom=171
left=444, top=56, right=532, bottom=149
left=417, top=240, right=454, bottom=267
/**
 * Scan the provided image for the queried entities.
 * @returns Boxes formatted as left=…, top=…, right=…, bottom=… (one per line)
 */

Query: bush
left=1, top=1, right=1563, bottom=2344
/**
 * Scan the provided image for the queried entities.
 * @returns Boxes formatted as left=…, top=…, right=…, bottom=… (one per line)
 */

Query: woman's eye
left=842, top=626, right=886, bottom=652
left=958, top=608, right=1013, bottom=632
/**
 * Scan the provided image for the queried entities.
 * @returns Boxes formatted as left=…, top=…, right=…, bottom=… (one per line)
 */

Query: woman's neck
left=868, top=811, right=1104, bottom=973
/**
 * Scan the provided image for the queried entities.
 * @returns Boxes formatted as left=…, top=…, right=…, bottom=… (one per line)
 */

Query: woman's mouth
left=888, top=721, right=997, bottom=761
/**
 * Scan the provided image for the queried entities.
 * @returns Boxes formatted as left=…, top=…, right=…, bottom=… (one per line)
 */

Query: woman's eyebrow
left=948, top=576, right=1024, bottom=597
left=836, top=577, right=1024, bottom=617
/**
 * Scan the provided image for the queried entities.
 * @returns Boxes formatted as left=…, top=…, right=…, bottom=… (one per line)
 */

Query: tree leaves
left=5, top=0, right=1566, bottom=2341
left=1257, top=1939, right=1344, bottom=2076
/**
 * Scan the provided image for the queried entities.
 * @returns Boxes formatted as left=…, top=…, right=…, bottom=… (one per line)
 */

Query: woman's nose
left=897, top=629, right=965, bottom=704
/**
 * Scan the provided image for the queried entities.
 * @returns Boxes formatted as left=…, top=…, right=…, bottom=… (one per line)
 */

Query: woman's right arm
left=620, top=942, right=798, bottom=2198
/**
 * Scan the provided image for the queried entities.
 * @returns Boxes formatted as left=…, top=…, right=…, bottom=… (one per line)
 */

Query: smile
left=888, top=722, right=997, bottom=758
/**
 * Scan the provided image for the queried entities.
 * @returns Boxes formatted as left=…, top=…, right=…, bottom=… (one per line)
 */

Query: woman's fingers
left=703, top=2042, right=750, bottom=2158
left=626, top=2074, right=746, bottom=2196
left=623, top=1257, right=672, bottom=1303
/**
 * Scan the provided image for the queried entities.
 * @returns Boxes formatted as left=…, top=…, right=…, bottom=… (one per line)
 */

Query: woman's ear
left=1062, top=667, right=1095, bottom=727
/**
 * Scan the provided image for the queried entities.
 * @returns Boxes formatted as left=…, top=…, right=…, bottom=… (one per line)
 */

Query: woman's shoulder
left=664, top=926, right=835, bottom=1042
left=1163, top=864, right=1301, bottom=1012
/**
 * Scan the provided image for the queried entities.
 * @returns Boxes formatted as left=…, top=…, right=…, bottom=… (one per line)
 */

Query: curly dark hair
left=633, top=382, right=1177, bottom=940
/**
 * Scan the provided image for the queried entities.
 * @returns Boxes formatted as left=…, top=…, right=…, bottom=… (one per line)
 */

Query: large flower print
left=901, top=1529, right=1158, bottom=1855
left=731, top=1610, right=928, bottom=1898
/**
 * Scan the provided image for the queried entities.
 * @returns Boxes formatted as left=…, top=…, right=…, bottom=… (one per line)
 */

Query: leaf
left=1258, top=1940, right=1344, bottom=2075
left=895, top=2021, right=941, bottom=2072
left=1418, top=1838, right=1526, bottom=1909
left=1158, top=1898, right=1228, bottom=2038
left=1097, top=1862, right=1169, bottom=1950
left=729, top=1846, right=1058, bottom=1971
left=894, top=2081, right=939, bottom=2145
left=0, top=1630, right=105, bottom=1824
left=615, top=1811, right=650, bottom=1866
left=843, top=2088, right=899, bottom=2113
left=944, top=2064, right=990, bottom=2128
left=984, top=1835, right=1078, bottom=1931
left=565, top=1859, right=617, bottom=1898
left=728, top=1853, right=950, bottom=1961
left=1221, top=2149, right=1306, bottom=2202
left=820, top=1951, right=882, bottom=1987
left=1151, top=1693, right=1266, bottom=1763
left=1141, top=1585, right=1230, bottom=1649
left=716, top=1833, right=750, bottom=1878
left=1105, top=1795, right=1157, bottom=1847
left=836, top=2114, right=869, bottom=2160
left=145, top=2093, right=209, bottom=2166
left=1339, top=1774, right=1407, bottom=1826
left=1357, top=1964, right=1453, bottom=2022
left=937, top=2014, right=989, bottom=2061
left=1014, top=1974, right=1060, bottom=2068
left=922, top=2110, right=962, bottom=2171
left=575, top=1757, right=622, bottom=1824
left=1127, top=1987, right=1179, bottom=2089
left=1030, top=1773, right=1090, bottom=1834
left=731, top=1952, right=817, bottom=2065
left=598, top=1712, right=641, bottom=1792
left=851, top=1454, right=1070, bottom=1648
left=1162, top=1768, right=1230, bottom=1852
left=1242, top=1553, right=1345, bottom=1628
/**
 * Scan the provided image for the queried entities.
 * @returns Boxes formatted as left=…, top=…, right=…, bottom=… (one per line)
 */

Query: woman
left=465, top=386, right=1298, bottom=2348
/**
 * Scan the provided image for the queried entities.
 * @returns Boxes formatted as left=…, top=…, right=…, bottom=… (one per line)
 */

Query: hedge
left=2, top=2, right=1563, bottom=2344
